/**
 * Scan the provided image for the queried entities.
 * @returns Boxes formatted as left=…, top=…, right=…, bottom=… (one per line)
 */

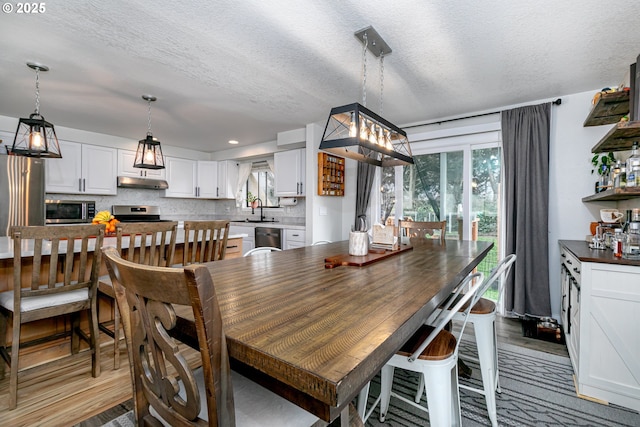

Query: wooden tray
left=324, top=245, right=413, bottom=268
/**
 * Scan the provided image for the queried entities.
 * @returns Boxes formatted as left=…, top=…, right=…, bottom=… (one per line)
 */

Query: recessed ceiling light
left=228, top=140, right=239, bottom=145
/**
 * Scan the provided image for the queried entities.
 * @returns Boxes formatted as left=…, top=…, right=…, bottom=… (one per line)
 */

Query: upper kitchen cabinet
left=117, top=149, right=166, bottom=180
left=163, top=157, right=199, bottom=198
left=274, top=148, right=305, bottom=197
left=46, top=140, right=117, bottom=195
left=217, top=160, right=238, bottom=199
left=163, top=157, right=237, bottom=199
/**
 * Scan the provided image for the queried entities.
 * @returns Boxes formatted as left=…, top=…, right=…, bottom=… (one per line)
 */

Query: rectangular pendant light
left=319, top=102, right=413, bottom=167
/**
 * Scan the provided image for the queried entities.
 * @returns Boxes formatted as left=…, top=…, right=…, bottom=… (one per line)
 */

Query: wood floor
left=0, top=316, right=567, bottom=427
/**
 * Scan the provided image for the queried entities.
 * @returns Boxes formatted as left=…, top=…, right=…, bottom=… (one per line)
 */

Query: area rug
left=102, top=339, right=640, bottom=426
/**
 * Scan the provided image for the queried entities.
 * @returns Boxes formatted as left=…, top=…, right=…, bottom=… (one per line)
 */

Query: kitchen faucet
left=251, top=198, right=265, bottom=221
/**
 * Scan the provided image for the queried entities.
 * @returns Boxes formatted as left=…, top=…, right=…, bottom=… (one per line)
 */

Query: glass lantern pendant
left=134, top=94, right=165, bottom=169
left=8, top=62, right=62, bottom=158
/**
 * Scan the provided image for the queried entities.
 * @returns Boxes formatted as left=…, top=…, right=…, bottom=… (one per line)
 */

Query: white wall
left=549, top=90, right=640, bottom=321
left=305, top=122, right=354, bottom=244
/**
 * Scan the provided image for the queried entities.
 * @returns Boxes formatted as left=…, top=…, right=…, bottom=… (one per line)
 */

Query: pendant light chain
left=34, top=67, right=41, bottom=116
left=361, top=32, right=368, bottom=107
left=147, top=98, right=153, bottom=136
left=379, top=54, right=385, bottom=116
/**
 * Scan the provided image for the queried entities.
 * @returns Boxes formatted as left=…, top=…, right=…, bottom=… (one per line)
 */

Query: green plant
left=591, top=152, right=615, bottom=176
left=247, top=191, right=258, bottom=203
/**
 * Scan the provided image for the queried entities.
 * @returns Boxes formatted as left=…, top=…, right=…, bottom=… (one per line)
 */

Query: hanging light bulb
left=384, top=129, right=393, bottom=150
left=134, top=94, right=165, bottom=169
left=349, top=112, right=357, bottom=137
left=30, top=126, right=43, bottom=148
left=369, top=122, right=377, bottom=145
left=8, top=62, right=62, bottom=158
left=360, top=117, right=368, bottom=141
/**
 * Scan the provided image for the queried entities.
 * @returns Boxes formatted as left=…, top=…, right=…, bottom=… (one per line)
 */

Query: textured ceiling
left=1, top=0, right=639, bottom=153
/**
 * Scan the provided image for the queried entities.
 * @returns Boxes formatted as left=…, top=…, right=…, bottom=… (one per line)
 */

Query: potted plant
left=591, top=152, right=615, bottom=193
left=247, top=191, right=259, bottom=208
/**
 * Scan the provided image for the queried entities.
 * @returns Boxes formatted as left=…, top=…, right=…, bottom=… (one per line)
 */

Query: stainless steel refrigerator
left=0, top=154, right=46, bottom=236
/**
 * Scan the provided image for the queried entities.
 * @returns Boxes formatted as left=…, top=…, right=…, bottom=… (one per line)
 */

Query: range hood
left=117, top=176, right=169, bottom=190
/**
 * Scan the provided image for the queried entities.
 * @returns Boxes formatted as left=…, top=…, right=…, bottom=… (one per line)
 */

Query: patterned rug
left=102, top=338, right=640, bottom=426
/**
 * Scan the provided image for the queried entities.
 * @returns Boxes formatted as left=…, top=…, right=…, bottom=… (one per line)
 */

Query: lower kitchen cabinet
left=229, top=225, right=255, bottom=255
left=559, top=241, right=640, bottom=411
left=283, top=228, right=306, bottom=249
left=224, top=237, right=243, bottom=259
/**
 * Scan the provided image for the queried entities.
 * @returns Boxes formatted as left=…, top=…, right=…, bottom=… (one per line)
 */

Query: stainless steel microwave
left=45, top=200, right=96, bottom=224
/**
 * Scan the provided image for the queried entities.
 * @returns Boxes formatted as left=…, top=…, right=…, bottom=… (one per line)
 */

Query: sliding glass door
left=378, top=141, right=502, bottom=300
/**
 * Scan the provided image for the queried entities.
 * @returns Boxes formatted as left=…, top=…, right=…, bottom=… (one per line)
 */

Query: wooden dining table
left=172, top=239, right=493, bottom=424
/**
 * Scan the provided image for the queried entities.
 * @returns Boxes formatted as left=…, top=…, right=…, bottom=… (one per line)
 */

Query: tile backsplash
left=46, top=188, right=305, bottom=224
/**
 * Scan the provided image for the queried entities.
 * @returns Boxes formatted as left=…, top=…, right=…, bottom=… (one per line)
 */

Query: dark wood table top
left=175, top=239, right=493, bottom=422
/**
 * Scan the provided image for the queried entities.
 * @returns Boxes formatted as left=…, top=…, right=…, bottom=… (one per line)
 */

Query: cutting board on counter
left=324, top=245, right=413, bottom=268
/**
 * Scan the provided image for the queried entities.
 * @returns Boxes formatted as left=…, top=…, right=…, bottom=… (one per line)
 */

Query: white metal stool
left=416, top=254, right=516, bottom=427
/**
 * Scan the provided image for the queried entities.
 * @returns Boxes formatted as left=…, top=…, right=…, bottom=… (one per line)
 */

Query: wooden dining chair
left=243, top=246, right=282, bottom=256
left=400, top=220, right=447, bottom=243
left=425, top=254, right=516, bottom=427
left=359, top=272, right=484, bottom=426
left=182, top=220, right=230, bottom=265
left=0, top=224, right=105, bottom=409
left=102, top=246, right=322, bottom=427
left=98, top=221, right=178, bottom=369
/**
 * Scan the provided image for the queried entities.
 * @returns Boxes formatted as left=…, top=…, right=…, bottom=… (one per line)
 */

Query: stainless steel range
left=112, top=205, right=171, bottom=222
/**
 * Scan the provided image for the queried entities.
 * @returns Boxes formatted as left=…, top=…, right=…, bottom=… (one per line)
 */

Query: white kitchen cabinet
left=559, top=241, right=640, bottom=411
left=196, top=160, right=218, bottom=198
left=46, top=140, right=117, bottom=195
left=283, top=228, right=306, bottom=249
left=163, top=157, right=197, bottom=198
left=229, top=225, right=255, bottom=255
left=117, top=149, right=166, bottom=180
left=163, top=157, right=236, bottom=199
left=274, top=149, right=305, bottom=197
left=217, top=160, right=238, bottom=199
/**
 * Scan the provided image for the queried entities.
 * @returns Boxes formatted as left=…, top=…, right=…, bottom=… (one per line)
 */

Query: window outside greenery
left=382, top=146, right=502, bottom=301
left=246, top=169, right=278, bottom=207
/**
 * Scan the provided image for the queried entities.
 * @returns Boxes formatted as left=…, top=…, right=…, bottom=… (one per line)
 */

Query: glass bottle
left=624, top=209, right=632, bottom=231
left=614, top=228, right=623, bottom=258
left=622, top=209, right=640, bottom=260
left=625, top=142, right=640, bottom=188
left=623, top=232, right=640, bottom=260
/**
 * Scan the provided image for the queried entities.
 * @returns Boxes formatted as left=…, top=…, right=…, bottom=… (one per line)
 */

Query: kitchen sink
left=244, top=219, right=279, bottom=223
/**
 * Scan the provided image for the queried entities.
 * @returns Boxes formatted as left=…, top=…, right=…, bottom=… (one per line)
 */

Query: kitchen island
left=559, top=240, right=640, bottom=412
left=0, top=228, right=247, bottom=346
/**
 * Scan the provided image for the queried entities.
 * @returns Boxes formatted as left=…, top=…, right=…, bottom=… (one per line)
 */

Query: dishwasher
left=255, top=227, right=282, bottom=249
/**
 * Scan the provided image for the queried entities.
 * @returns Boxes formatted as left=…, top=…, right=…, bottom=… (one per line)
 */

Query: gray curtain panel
left=502, top=102, right=551, bottom=317
left=355, top=161, right=376, bottom=230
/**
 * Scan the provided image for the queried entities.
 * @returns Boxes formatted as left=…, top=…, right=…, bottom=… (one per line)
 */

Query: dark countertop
left=559, top=240, right=640, bottom=267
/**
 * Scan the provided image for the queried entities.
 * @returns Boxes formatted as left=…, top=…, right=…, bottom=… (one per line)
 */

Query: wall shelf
left=318, top=152, right=345, bottom=196
left=582, top=187, right=640, bottom=202
left=591, top=121, right=640, bottom=153
left=583, top=91, right=630, bottom=127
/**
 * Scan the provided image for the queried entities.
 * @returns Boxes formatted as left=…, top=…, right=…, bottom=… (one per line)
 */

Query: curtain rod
left=403, top=98, right=562, bottom=129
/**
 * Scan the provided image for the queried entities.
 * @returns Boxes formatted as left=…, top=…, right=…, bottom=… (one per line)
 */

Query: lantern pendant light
left=134, top=94, right=165, bottom=169
left=319, top=26, right=413, bottom=167
left=7, top=62, right=62, bottom=158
